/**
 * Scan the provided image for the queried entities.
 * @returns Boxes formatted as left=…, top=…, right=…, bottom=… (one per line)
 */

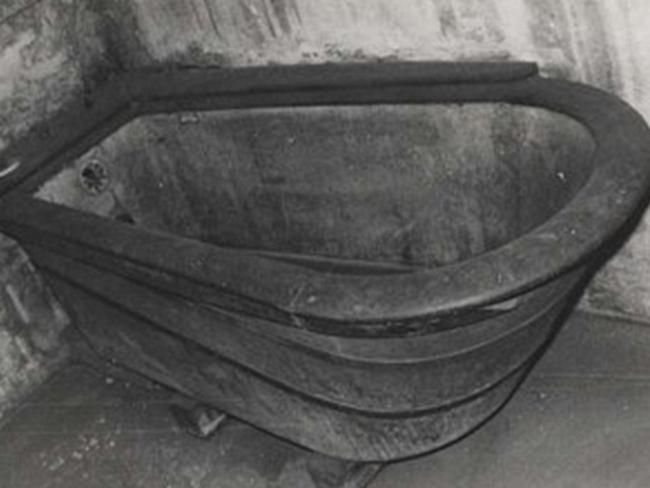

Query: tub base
left=44, top=269, right=563, bottom=462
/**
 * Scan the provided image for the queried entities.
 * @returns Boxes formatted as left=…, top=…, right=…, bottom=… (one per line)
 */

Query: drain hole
left=79, top=159, right=110, bottom=194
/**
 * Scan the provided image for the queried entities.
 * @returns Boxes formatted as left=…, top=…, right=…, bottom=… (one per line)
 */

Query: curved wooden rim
left=2, top=62, right=650, bottom=335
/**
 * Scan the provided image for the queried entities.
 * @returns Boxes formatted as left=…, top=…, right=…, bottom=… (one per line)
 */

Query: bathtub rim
left=1, top=61, right=649, bottom=335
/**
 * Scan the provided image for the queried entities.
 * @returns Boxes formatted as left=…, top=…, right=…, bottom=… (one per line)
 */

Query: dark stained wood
left=1, top=62, right=650, bottom=461
left=24, top=244, right=581, bottom=414
left=124, top=62, right=540, bottom=102
left=3, top=64, right=650, bottom=331
left=47, top=270, right=540, bottom=461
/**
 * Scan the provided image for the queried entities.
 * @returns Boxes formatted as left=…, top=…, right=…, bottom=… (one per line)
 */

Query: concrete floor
left=1, top=311, right=650, bottom=487
left=0, top=366, right=380, bottom=488
left=373, top=311, right=650, bottom=488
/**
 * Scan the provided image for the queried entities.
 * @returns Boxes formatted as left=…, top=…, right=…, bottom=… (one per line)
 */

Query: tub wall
left=95, top=0, right=650, bottom=321
left=0, top=0, right=107, bottom=418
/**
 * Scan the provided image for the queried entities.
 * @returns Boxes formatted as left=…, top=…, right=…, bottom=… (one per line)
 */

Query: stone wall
left=0, top=0, right=105, bottom=418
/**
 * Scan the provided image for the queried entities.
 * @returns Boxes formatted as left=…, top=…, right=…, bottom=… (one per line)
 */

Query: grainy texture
left=0, top=237, right=69, bottom=419
left=6, top=65, right=647, bottom=460
left=2, top=311, right=650, bottom=487
left=6, top=67, right=648, bottom=331
left=43, top=271, right=534, bottom=461
left=35, top=104, right=594, bottom=266
left=0, top=0, right=105, bottom=418
left=93, top=0, right=650, bottom=320
left=0, top=0, right=105, bottom=150
left=373, top=311, right=650, bottom=487
left=3, top=0, right=650, bottom=445
left=0, top=365, right=382, bottom=488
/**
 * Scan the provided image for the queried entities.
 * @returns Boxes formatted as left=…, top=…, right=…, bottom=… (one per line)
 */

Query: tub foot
left=170, top=403, right=227, bottom=439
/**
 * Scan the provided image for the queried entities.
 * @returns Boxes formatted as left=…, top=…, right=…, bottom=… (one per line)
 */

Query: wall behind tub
left=97, top=0, right=650, bottom=321
left=0, top=0, right=107, bottom=419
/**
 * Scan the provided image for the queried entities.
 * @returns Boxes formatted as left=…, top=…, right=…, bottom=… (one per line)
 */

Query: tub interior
left=34, top=103, right=596, bottom=267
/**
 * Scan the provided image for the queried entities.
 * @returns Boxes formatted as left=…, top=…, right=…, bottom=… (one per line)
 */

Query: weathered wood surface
left=1, top=63, right=650, bottom=460
left=36, top=104, right=593, bottom=267
left=1, top=65, right=649, bottom=330
left=24, top=244, right=578, bottom=414
left=47, top=270, right=539, bottom=461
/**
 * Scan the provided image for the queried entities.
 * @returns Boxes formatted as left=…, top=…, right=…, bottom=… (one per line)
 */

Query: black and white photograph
left=0, top=1, right=649, bottom=487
